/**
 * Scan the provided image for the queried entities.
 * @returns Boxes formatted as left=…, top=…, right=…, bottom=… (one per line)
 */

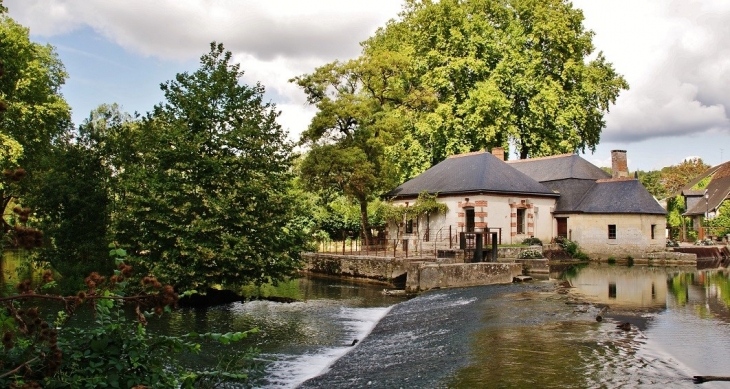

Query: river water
left=3, top=252, right=730, bottom=388
left=159, top=265, right=730, bottom=388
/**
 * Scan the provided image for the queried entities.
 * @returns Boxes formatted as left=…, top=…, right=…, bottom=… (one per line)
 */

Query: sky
left=5, top=0, right=730, bottom=171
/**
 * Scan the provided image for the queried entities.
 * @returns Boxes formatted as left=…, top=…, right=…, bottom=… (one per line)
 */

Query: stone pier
left=405, top=262, right=523, bottom=293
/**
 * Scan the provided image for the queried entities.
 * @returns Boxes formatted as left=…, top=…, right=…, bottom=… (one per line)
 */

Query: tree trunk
left=358, top=198, right=372, bottom=246
left=519, top=147, right=529, bottom=160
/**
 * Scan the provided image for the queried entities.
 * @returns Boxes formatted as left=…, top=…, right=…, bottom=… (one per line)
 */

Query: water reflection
left=565, top=264, right=682, bottom=310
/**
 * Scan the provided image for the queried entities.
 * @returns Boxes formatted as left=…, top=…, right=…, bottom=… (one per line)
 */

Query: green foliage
left=607, top=256, right=616, bottom=265
left=0, top=12, right=70, bottom=173
left=691, top=176, right=712, bottom=190
left=363, top=0, right=627, bottom=174
left=30, top=136, right=113, bottom=293
left=557, top=238, right=589, bottom=260
left=292, top=53, right=425, bottom=243
left=1, top=248, right=262, bottom=388
left=113, top=43, right=305, bottom=290
left=521, top=237, right=543, bottom=246
left=708, top=200, right=730, bottom=238
left=383, top=191, right=449, bottom=222
left=636, top=169, right=666, bottom=199
left=660, top=158, right=710, bottom=196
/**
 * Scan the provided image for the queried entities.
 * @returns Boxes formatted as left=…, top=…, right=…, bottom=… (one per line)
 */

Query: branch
left=0, top=357, right=40, bottom=379
left=0, top=292, right=160, bottom=304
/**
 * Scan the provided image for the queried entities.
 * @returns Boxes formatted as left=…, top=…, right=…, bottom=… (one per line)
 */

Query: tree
left=293, top=53, right=433, bottom=244
left=0, top=9, right=70, bottom=173
left=659, top=158, right=710, bottom=196
left=114, top=43, right=304, bottom=290
left=362, top=0, right=627, bottom=172
left=637, top=169, right=666, bottom=199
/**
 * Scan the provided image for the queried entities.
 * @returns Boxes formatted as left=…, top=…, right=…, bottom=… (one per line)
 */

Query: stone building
left=681, top=161, right=730, bottom=240
left=384, top=149, right=667, bottom=258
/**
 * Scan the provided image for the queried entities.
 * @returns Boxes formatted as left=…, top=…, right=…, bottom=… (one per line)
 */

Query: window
left=651, top=224, right=656, bottom=239
left=608, top=224, right=616, bottom=239
left=406, top=218, right=414, bottom=234
left=517, top=209, right=526, bottom=234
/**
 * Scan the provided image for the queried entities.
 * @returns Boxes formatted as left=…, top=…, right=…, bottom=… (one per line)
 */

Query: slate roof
left=507, top=153, right=611, bottom=182
left=384, top=151, right=558, bottom=199
left=572, top=179, right=667, bottom=215
left=541, top=179, right=598, bottom=213
left=683, top=161, right=730, bottom=216
left=510, top=153, right=665, bottom=215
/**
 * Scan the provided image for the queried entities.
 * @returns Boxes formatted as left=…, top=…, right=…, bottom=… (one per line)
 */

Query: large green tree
left=115, top=43, right=305, bottom=290
left=0, top=8, right=70, bottom=171
left=0, top=3, right=70, bottom=252
left=293, top=54, right=433, bottom=244
left=28, top=105, right=136, bottom=290
left=364, top=0, right=627, bottom=175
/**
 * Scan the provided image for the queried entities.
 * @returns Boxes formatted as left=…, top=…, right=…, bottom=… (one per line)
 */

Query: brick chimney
left=611, top=150, right=629, bottom=178
left=491, top=147, right=505, bottom=161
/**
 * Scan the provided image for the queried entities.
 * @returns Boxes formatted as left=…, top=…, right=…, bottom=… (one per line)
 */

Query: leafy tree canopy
left=115, top=43, right=304, bottom=290
left=0, top=11, right=70, bottom=171
left=363, top=0, right=628, bottom=178
left=660, top=158, right=710, bottom=196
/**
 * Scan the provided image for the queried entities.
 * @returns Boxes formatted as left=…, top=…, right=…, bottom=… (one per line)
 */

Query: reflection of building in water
left=568, top=265, right=675, bottom=309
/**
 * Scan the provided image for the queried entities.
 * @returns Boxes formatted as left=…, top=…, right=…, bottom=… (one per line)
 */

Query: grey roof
left=541, top=179, right=600, bottom=213
left=571, top=179, right=667, bottom=215
left=683, top=161, right=730, bottom=216
left=384, top=151, right=558, bottom=199
left=507, top=154, right=611, bottom=182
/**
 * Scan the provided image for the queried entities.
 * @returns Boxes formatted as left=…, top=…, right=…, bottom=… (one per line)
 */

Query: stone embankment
left=301, top=253, right=409, bottom=285
left=301, top=251, right=532, bottom=293
left=405, top=261, right=523, bottom=293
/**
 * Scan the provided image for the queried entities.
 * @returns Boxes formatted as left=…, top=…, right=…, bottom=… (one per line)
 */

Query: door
left=465, top=208, right=475, bottom=232
left=557, top=217, right=567, bottom=238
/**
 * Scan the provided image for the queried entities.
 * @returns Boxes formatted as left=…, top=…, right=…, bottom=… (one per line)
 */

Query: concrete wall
left=405, top=262, right=523, bottom=293
left=302, top=253, right=408, bottom=282
left=388, top=194, right=557, bottom=247
left=566, top=213, right=667, bottom=258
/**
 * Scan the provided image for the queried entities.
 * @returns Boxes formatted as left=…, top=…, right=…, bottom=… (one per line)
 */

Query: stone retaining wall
left=405, top=262, right=523, bottom=293
left=301, top=253, right=409, bottom=282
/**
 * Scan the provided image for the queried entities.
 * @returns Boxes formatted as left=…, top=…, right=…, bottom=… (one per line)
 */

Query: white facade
left=388, top=193, right=557, bottom=248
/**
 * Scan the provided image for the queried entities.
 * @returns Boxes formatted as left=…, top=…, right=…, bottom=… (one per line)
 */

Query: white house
left=384, top=149, right=667, bottom=258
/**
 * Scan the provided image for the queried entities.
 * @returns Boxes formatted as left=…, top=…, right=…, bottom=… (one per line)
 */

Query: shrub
left=518, top=249, right=543, bottom=259
left=0, top=247, right=263, bottom=388
left=607, top=256, right=616, bottom=264
left=521, top=237, right=543, bottom=246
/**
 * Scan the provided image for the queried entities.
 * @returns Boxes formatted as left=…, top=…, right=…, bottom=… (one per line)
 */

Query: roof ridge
left=595, top=177, right=637, bottom=183
left=447, top=151, right=489, bottom=159
left=505, top=153, right=575, bottom=163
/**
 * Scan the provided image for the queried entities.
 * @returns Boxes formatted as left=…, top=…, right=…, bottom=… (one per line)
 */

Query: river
left=3, top=252, right=730, bottom=388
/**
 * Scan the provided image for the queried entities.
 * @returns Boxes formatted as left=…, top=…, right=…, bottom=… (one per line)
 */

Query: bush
left=1, top=247, right=263, bottom=388
left=518, top=249, right=543, bottom=259
left=556, top=239, right=590, bottom=260
left=522, top=237, right=543, bottom=246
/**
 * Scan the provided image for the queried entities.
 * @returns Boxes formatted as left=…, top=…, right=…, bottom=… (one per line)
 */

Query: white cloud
left=5, top=0, right=402, bottom=61
left=574, top=0, right=730, bottom=143
left=5, top=0, right=402, bottom=141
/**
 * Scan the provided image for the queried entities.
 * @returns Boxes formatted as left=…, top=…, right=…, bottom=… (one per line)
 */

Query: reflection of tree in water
left=667, top=270, right=730, bottom=321
left=667, top=272, right=693, bottom=306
